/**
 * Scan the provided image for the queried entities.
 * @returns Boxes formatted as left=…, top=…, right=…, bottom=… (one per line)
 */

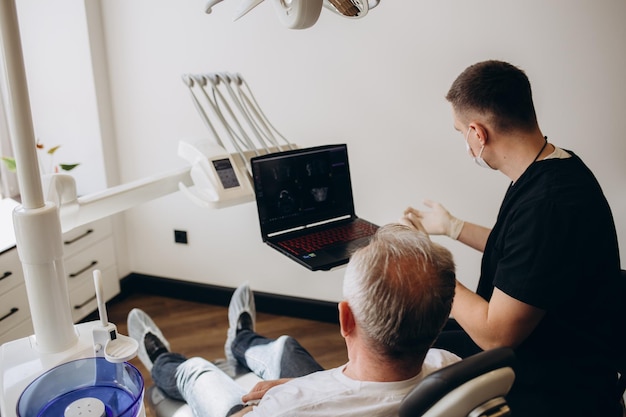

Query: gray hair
left=343, top=224, right=456, bottom=359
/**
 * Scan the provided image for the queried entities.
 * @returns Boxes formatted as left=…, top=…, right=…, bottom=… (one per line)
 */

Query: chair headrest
left=399, top=347, right=516, bottom=417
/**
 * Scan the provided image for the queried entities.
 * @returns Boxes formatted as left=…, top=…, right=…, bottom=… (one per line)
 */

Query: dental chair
left=147, top=347, right=516, bottom=417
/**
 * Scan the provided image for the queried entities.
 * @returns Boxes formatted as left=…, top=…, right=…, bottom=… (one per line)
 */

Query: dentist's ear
left=338, top=301, right=356, bottom=337
left=469, top=122, right=489, bottom=146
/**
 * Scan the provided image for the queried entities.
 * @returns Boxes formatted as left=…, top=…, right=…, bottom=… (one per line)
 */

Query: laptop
left=251, top=144, right=379, bottom=271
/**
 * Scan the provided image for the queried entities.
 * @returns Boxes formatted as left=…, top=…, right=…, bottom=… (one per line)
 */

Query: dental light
left=204, top=0, right=381, bottom=29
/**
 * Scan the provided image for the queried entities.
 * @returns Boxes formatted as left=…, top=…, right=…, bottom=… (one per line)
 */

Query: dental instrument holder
left=177, top=71, right=297, bottom=209
left=177, top=140, right=255, bottom=209
left=181, top=72, right=295, bottom=160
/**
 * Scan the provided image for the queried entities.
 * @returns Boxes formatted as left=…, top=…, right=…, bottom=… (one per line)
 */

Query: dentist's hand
left=403, top=199, right=464, bottom=240
left=399, top=213, right=428, bottom=235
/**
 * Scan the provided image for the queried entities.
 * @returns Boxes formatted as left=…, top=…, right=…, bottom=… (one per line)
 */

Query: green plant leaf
left=59, top=163, right=80, bottom=171
left=47, top=145, right=61, bottom=155
left=1, top=156, right=17, bottom=172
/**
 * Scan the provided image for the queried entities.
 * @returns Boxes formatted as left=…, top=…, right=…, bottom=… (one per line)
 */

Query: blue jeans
left=151, top=330, right=324, bottom=417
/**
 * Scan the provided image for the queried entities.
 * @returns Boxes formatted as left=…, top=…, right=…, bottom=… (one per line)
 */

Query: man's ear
left=338, top=301, right=356, bottom=337
left=469, top=122, right=490, bottom=146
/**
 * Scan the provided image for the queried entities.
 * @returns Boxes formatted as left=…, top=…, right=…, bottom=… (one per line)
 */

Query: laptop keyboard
left=277, top=220, right=378, bottom=256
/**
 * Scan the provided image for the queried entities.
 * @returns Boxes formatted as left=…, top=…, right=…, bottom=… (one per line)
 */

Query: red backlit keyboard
left=277, top=220, right=378, bottom=256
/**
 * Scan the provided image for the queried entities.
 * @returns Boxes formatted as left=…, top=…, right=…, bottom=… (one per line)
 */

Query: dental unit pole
left=0, top=0, right=88, bottom=413
left=0, top=0, right=78, bottom=354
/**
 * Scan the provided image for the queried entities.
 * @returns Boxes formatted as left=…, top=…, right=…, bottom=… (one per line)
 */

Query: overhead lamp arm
left=204, top=0, right=382, bottom=29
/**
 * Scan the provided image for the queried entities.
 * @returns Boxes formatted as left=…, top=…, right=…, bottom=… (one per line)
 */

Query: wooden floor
left=105, top=292, right=348, bottom=417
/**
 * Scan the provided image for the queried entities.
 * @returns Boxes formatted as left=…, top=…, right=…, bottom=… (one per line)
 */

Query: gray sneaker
left=127, top=308, right=170, bottom=371
left=224, top=282, right=256, bottom=366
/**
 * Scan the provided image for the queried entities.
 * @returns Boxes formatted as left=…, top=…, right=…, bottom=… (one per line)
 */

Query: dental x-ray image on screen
left=251, top=144, right=378, bottom=271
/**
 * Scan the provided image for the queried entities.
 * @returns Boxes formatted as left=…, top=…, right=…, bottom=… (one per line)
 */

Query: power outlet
left=174, top=230, right=188, bottom=244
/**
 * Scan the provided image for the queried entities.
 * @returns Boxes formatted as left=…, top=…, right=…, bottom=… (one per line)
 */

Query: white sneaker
left=127, top=308, right=170, bottom=371
left=224, top=282, right=256, bottom=366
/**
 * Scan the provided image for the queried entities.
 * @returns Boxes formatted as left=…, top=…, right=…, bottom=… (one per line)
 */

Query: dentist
left=402, top=60, right=624, bottom=417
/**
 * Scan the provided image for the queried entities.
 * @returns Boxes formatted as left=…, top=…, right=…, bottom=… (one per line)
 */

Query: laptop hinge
left=267, top=226, right=306, bottom=238
left=267, top=214, right=353, bottom=238
left=306, top=214, right=352, bottom=228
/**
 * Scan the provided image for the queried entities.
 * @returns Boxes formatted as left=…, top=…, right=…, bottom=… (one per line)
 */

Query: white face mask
left=465, top=127, right=493, bottom=169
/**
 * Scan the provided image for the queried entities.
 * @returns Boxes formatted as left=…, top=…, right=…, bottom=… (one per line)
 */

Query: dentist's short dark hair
left=446, top=60, right=538, bottom=133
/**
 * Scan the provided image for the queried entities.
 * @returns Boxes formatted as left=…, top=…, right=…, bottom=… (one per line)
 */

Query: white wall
left=15, top=0, right=109, bottom=196
left=20, top=0, right=626, bottom=302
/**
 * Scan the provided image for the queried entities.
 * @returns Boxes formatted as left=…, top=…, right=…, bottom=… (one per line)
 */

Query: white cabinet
left=0, top=248, right=33, bottom=345
left=62, top=218, right=120, bottom=323
left=0, top=218, right=119, bottom=344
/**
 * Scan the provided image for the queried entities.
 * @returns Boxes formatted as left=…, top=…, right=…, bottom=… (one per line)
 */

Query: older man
left=129, top=224, right=459, bottom=416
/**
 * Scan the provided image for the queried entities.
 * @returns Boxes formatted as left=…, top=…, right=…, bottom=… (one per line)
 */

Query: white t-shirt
left=544, top=146, right=571, bottom=160
left=248, top=348, right=460, bottom=417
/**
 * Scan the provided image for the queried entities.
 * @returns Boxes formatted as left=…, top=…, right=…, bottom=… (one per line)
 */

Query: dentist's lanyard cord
left=510, top=136, right=548, bottom=188
left=534, top=136, right=549, bottom=163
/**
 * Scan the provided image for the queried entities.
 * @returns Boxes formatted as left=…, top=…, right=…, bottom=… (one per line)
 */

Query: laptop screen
left=251, top=144, right=357, bottom=237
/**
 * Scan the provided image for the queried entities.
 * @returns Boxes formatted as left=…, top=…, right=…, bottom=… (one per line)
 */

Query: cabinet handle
left=64, top=228, right=94, bottom=245
left=1, top=271, right=12, bottom=281
left=69, top=261, right=98, bottom=278
left=0, top=307, right=18, bottom=322
left=74, top=295, right=97, bottom=310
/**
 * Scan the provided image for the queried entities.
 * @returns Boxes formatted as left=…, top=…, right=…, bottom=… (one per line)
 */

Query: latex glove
left=403, top=199, right=464, bottom=240
left=399, top=213, right=429, bottom=236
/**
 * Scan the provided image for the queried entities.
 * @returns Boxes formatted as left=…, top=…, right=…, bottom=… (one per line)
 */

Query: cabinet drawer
left=0, top=247, right=24, bottom=294
left=65, top=238, right=116, bottom=290
left=62, top=218, right=112, bottom=258
left=0, top=317, right=33, bottom=345
left=69, top=266, right=120, bottom=322
left=0, top=284, right=32, bottom=338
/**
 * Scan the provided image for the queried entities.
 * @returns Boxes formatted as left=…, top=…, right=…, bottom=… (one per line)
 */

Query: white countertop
left=0, top=198, right=19, bottom=253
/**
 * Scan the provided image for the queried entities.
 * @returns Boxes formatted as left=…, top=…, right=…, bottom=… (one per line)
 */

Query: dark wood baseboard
left=116, top=273, right=339, bottom=324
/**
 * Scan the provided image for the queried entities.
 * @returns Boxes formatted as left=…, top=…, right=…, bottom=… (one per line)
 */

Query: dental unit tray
left=178, top=72, right=297, bottom=209
left=39, top=72, right=296, bottom=225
